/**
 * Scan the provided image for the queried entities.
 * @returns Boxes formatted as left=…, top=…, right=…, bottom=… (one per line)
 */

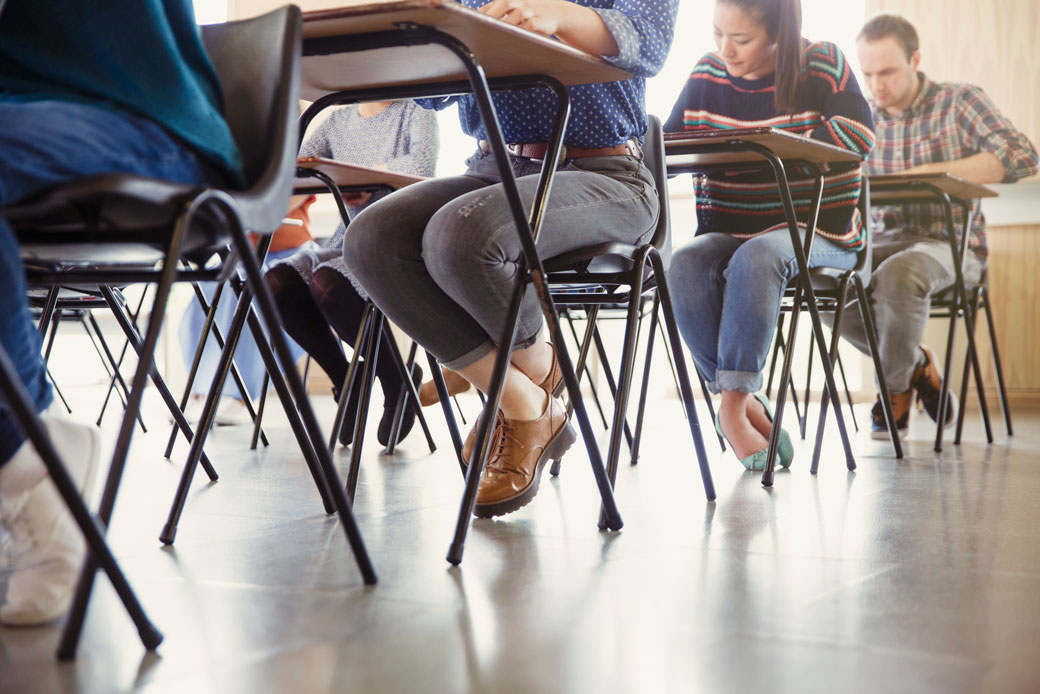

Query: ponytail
left=719, top=0, right=805, bottom=113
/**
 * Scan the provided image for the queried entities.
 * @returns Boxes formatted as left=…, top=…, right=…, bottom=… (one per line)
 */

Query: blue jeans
left=0, top=100, right=225, bottom=462
left=668, top=228, right=857, bottom=394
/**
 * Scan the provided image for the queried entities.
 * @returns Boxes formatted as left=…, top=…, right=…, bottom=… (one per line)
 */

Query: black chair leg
left=981, top=286, right=1012, bottom=435
left=226, top=212, right=375, bottom=583
left=344, top=309, right=384, bottom=504
left=384, top=332, right=436, bottom=454
left=810, top=278, right=852, bottom=473
left=592, top=324, right=635, bottom=451
left=835, top=348, right=858, bottom=433
left=854, top=277, right=903, bottom=458
left=251, top=371, right=269, bottom=451
left=630, top=290, right=660, bottom=466
left=85, top=312, right=145, bottom=433
left=427, top=350, right=467, bottom=474
left=328, top=305, right=370, bottom=453
left=97, top=289, right=148, bottom=427
left=59, top=215, right=192, bottom=660
left=98, top=287, right=219, bottom=482
left=648, top=250, right=715, bottom=500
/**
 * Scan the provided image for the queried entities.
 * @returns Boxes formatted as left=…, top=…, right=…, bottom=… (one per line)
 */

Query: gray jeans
left=832, top=240, right=983, bottom=391
left=342, top=150, right=658, bottom=370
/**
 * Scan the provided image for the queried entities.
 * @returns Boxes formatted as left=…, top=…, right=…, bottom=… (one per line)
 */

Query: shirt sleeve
left=384, top=105, right=439, bottom=178
left=803, top=43, right=876, bottom=159
left=591, top=0, right=677, bottom=77
left=955, top=84, right=1039, bottom=183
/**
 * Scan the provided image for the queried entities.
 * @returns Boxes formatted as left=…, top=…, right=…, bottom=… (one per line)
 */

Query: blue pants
left=0, top=100, right=224, bottom=462
left=668, top=228, right=857, bottom=394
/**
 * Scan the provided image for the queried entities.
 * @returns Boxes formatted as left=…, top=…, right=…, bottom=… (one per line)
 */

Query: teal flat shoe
left=750, top=392, right=794, bottom=469
left=714, top=408, right=781, bottom=472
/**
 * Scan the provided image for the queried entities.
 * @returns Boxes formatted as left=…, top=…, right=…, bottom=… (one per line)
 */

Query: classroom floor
left=2, top=382, right=1038, bottom=694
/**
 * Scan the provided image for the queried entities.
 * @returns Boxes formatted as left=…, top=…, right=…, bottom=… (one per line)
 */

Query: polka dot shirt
left=418, top=0, right=678, bottom=147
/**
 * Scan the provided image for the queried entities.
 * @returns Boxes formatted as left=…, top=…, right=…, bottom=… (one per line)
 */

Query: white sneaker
left=0, top=414, right=101, bottom=626
left=213, top=397, right=253, bottom=426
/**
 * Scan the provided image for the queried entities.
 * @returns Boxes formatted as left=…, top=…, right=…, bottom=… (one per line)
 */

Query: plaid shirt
left=865, top=73, right=1039, bottom=259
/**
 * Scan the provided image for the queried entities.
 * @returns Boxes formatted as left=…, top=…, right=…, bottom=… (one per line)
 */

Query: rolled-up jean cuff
left=716, top=370, right=762, bottom=394
left=443, top=340, right=496, bottom=372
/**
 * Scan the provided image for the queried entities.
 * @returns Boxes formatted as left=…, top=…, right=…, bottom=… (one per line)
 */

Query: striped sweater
left=664, top=41, right=876, bottom=251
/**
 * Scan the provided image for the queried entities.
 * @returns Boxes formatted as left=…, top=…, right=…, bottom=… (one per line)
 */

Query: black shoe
left=377, top=363, right=422, bottom=447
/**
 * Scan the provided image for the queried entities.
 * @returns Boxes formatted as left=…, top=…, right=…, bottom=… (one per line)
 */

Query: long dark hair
left=719, top=0, right=804, bottom=113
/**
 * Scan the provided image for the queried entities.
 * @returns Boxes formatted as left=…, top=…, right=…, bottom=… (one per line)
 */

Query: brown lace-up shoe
left=910, top=344, right=956, bottom=426
left=418, top=368, right=471, bottom=407
left=461, top=344, right=564, bottom=464
left=870, top=389, right=911, bottom=440
left=474, top=396, right=575, bottom=517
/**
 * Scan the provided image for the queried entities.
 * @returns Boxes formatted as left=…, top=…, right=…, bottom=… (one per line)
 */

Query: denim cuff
left=716, top=370, right=763, bottom=394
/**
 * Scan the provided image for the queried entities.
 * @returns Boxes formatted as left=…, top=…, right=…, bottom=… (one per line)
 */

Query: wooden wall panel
left=864, top=0, right=1040, bottom=148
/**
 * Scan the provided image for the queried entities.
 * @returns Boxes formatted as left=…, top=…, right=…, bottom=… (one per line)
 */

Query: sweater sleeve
left=802, top=42, right=875, bottom=159
left=663, top=76, right=690, bottom=133
left=298, top=112, right=335, bottom=159
left=383, top=104, right=439, bottom=178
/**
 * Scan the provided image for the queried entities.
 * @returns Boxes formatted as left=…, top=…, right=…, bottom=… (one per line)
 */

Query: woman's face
left=713, top=2, right=777, bottom=80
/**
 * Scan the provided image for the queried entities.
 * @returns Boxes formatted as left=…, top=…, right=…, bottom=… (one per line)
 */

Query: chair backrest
left=201, top=5, right=301, bottom=233
left=855, top=175, right=873, bottom=287
left=643, top=114, right=673, bottom=271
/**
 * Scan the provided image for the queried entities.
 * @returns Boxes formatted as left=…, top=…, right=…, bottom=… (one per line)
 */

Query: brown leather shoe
left=473, top=396, right=576, bottom=518
left=418, top=367, right=471, bottom=407
left=460, top=344, right=564, bottom=464
left=540, top=342, right=565, bottom=398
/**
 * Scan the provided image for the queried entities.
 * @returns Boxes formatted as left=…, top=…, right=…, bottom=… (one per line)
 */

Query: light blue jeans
left=669, top=228, right=857, bottom=394
left=0, top=100, right=225, bottom=462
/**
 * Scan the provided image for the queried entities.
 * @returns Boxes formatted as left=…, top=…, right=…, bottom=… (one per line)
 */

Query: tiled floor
left=2, top=383, right=1038, bottom=693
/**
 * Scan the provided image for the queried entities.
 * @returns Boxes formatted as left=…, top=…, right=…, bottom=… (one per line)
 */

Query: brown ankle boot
left=473, top=397, right=575, bottom=518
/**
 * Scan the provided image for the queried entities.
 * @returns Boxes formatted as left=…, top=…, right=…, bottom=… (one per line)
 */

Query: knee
left=309, top=266, right=354, bottom=313
left=264, top=264, right=298, bottom=303
left=422, top=200, right=501, bottom=287
left=871, top=256, right=933, bottom=301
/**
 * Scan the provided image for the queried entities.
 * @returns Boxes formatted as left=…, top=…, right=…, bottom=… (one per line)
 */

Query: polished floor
left=2, top=380, right=1039, bottom=693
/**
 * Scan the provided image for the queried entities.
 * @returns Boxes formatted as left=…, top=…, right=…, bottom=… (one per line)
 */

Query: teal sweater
left=0, top=0, right=243, bottom=182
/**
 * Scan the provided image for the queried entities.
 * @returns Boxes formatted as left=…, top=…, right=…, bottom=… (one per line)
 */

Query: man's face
left=857, top=36, right=920, bottom=112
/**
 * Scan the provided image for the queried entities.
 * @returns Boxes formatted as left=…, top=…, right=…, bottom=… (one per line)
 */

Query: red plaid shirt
left=865, top=73, right=1039, bottom=259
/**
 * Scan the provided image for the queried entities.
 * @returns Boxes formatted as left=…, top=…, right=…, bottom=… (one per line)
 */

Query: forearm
left=478, top=0, right=619, bottom=57
left=552, top=2, right=618, bottom=57
left=905, top=151, right=1007, bottom=184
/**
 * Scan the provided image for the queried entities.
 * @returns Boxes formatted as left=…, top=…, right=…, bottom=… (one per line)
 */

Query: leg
left=0, top=99, right=220, bottom=631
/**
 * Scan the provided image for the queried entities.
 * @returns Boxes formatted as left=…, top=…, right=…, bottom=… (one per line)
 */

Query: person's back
left=840, top=13, right=1038, bottom=439
left=0, top=0, right=240, bottom=626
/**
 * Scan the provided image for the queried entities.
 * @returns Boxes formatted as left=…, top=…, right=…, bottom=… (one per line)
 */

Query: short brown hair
left=858, top=13, right=919, bottom=60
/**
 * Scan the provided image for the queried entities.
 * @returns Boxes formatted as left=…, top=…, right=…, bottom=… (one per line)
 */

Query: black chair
left=541, top=115, right=716, bottom=507
left=783, top=180, right=904, bottom=469
left=4, top=6, right=375, bottom=659
left=930, top=265, right=1012, bottom=445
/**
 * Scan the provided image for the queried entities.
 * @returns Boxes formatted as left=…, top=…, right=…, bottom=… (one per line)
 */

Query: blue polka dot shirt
left=419, top=0, right=678, bottom=147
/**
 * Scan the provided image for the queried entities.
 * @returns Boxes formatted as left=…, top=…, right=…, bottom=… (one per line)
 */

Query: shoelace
left=485, top=423, right=527, bottom=476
